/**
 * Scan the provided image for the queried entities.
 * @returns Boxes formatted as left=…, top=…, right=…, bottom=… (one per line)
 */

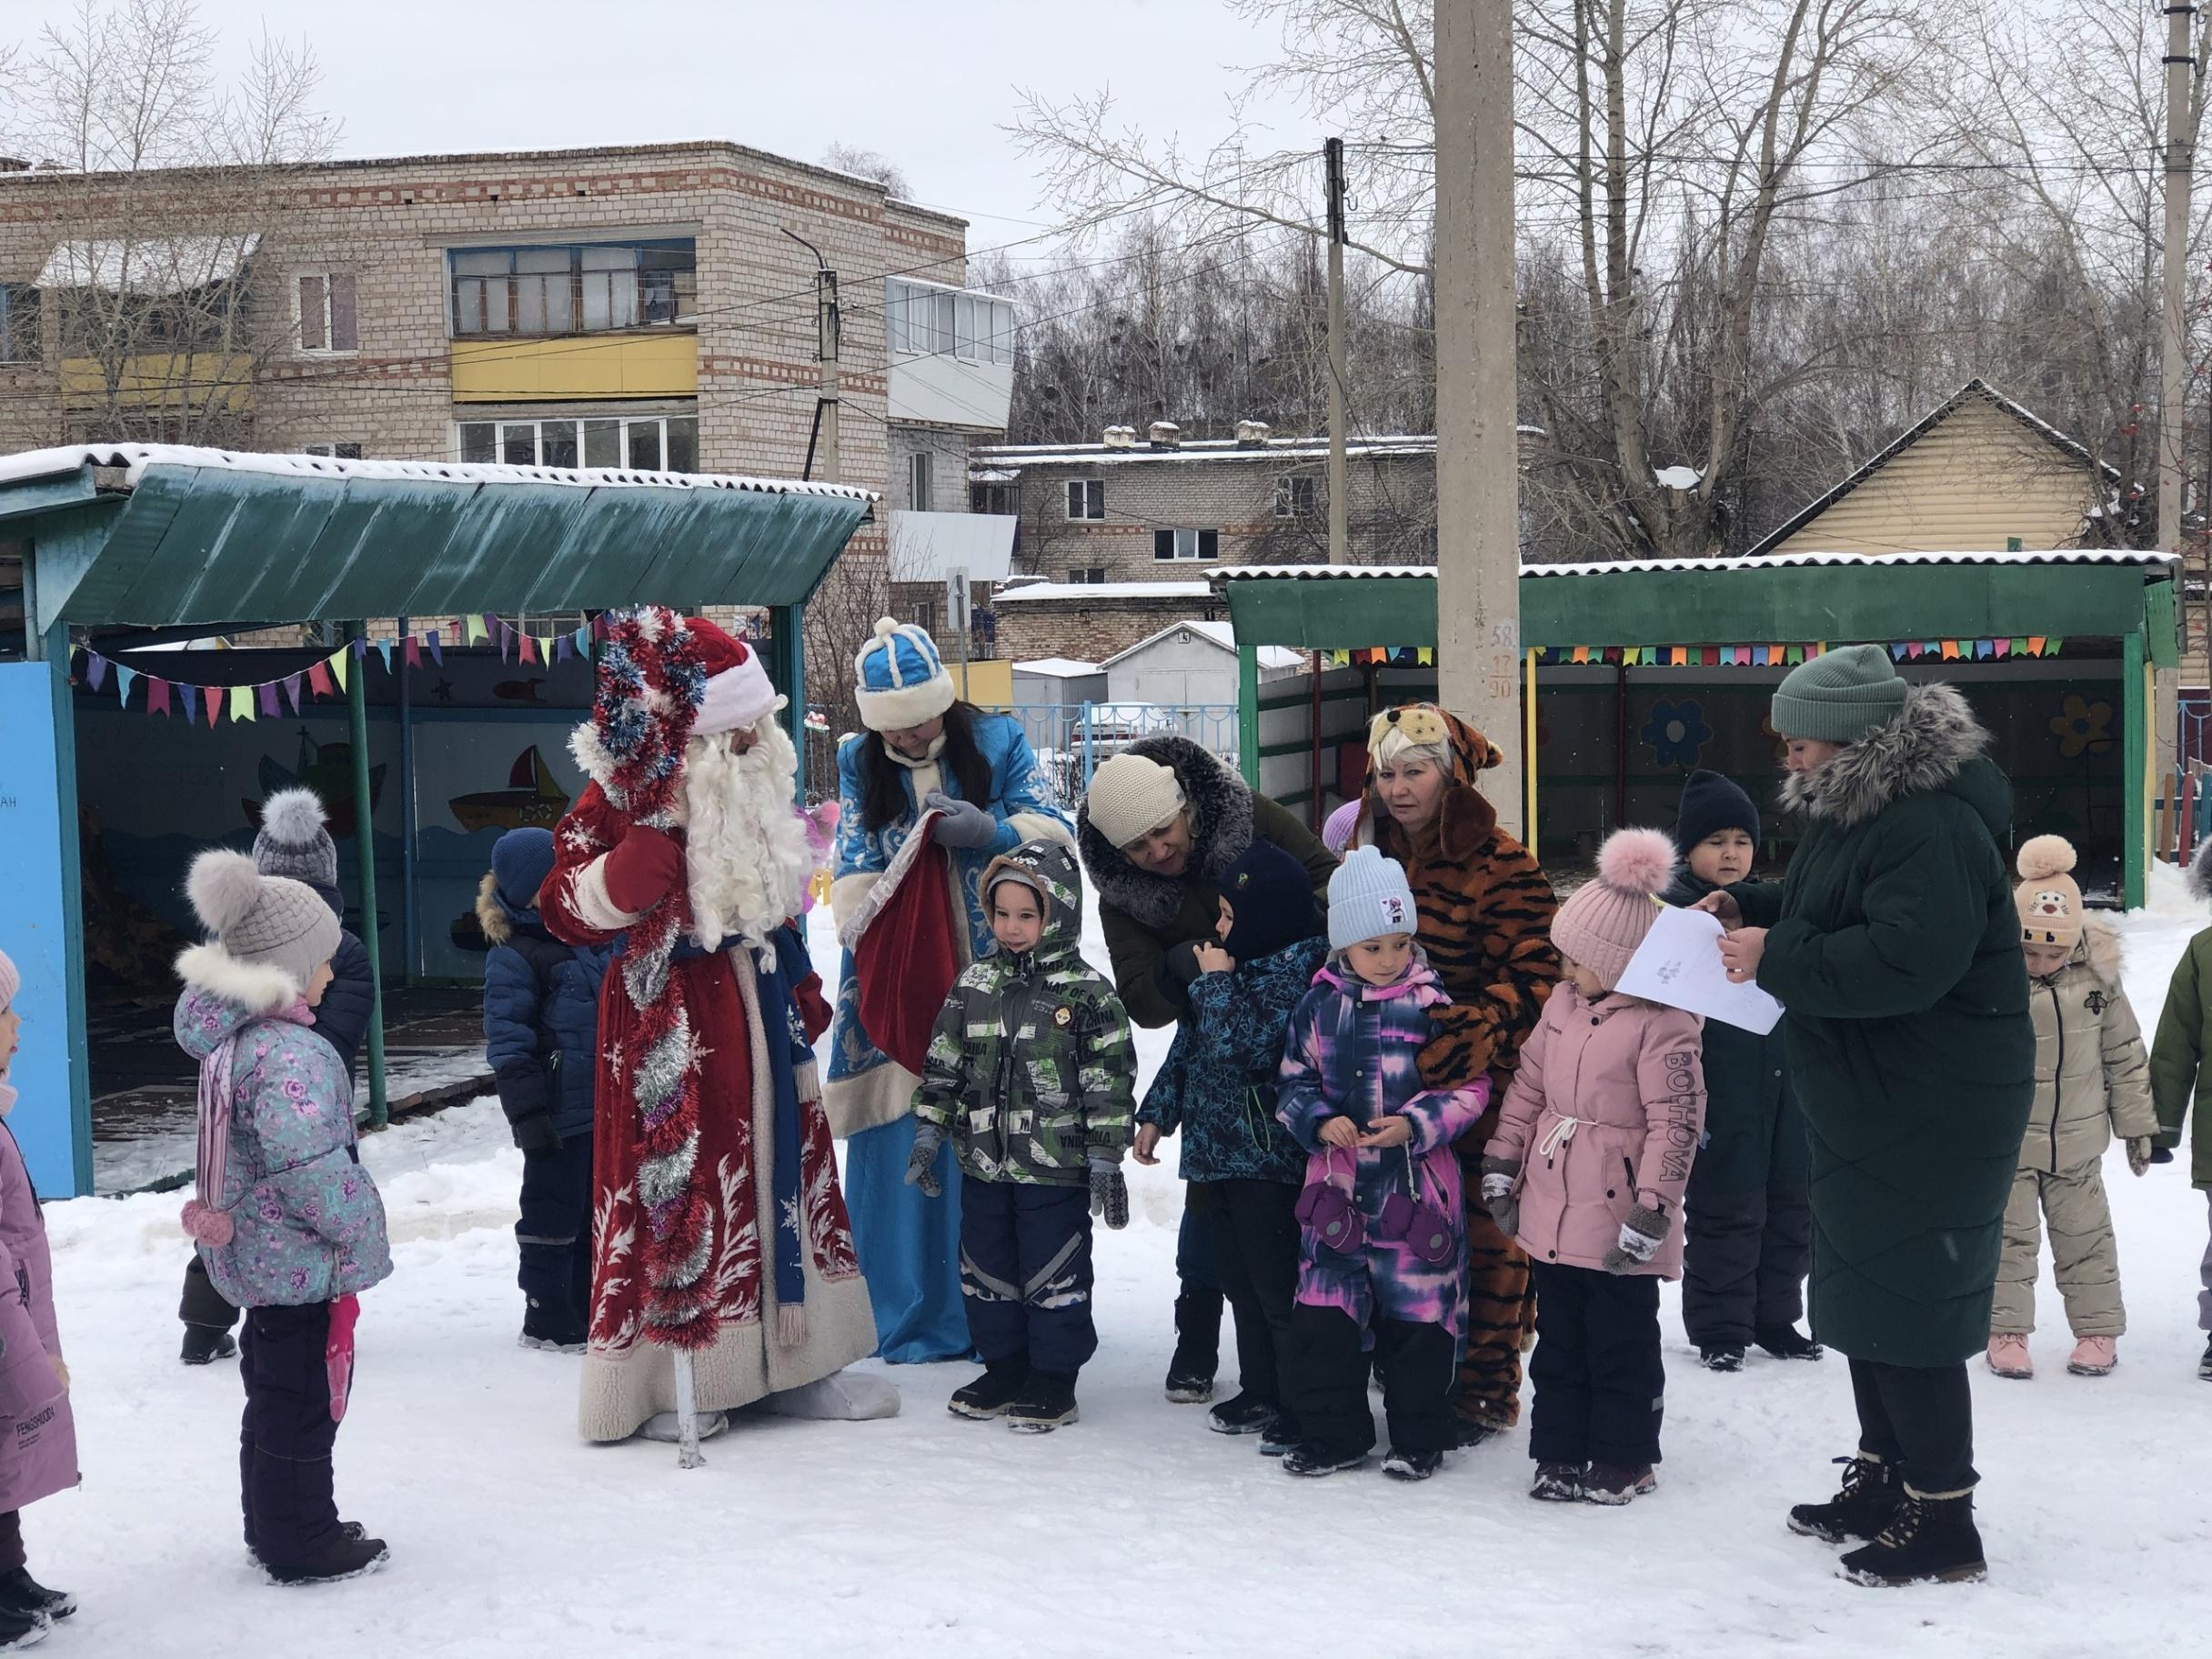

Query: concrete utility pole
left=784, top=227, right=841, bottom=484
left=1325, top=136, right=1350, bottom=566
left=1433, top=0, right=1524, bottom=839
left=2159, top=6, right=2197, bottom=805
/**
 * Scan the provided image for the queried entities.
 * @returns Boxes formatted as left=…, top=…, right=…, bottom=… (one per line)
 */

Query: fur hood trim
left=1077, top=735, right=1252, bottom=929
left=175, top=941, right=303, bottom=1013
left=476, top=872, right=515, bottom=945
left=1777, top=682, right=1988, bottom=829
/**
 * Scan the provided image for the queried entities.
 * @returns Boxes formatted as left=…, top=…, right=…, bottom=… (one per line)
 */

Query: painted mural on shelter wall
left=69, top=649, right=595, bottom=988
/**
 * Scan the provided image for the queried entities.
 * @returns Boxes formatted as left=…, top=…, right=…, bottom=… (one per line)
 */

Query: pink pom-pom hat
left=1552, top=826, right=1679, bottom=992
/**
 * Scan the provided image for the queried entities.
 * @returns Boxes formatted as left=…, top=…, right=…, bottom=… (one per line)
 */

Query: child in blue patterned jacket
left=175, top=850, right=392, bottom=1587
left=1136, top=838, right=1331, bottom=1454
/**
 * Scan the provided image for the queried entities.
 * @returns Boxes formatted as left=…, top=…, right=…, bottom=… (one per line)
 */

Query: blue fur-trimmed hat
left=853, top=615, right=955, bottom=732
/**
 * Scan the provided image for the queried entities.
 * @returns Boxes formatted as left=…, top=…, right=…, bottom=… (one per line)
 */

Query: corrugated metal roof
left=1214, top=549, right=2173, bottom=584
left=2, top=445, right=874, bottom=628
left=993, top=580, right=1215, bottom=603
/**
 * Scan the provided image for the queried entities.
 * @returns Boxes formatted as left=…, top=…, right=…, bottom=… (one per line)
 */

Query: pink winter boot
left=1986, top=1334, right=2032, bottom=1379
left=2066, top=1336, right=2117, bottom=1377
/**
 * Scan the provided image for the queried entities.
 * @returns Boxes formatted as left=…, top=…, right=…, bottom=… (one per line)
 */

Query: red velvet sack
left=852, top=817, right=962, bottom=1076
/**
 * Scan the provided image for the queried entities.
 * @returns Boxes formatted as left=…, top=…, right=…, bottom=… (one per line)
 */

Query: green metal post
left=346, top=623, right=390, bottom=1127
left=2125, top=629, right=2147, bottom=910
left=1237, top=644, right=1261, bottom=786
left=771, top=604, right=808, bottom=800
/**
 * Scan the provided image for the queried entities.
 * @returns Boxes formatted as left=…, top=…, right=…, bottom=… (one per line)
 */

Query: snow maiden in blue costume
left=827, top=619, right=1071, bottom=1362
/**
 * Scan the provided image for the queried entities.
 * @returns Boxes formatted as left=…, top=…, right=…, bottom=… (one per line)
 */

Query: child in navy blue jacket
left=479, top=828, right=608, bottom=1352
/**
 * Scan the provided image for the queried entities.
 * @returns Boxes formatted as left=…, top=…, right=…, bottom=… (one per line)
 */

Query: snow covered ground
left=33, top=880, right=2212, bottom=1655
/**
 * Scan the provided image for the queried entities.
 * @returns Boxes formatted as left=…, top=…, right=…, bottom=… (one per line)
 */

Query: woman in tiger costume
left=1352, top=704, right=1561, bottom=1443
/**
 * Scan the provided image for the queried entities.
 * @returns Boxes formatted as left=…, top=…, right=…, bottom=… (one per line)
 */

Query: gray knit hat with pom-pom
left=187, top=850, right=340, bottom=993
left=252, top=788, right=339, bottom=892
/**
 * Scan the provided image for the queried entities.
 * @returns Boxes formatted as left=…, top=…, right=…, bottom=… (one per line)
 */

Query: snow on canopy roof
left=1012, top=658, right=1103, bottom=678
left=1100, top=618, right=1305, bottom=671
left=0, top=443, right=879, bottom=502
left=992, top=580, right=1215, bottom=602
left=36, top=234, right=259, bottom=294
left=971, top=434, right=1455, bottom=469
left=1213, top=549, right=2174, bottom=583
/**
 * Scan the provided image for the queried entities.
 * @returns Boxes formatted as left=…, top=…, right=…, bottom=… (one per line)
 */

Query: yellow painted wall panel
left=60, top=353, right=252, bottom=410
left=950, top=659, right=1013, bottom=708
left=450, top=331, right=699, bottom=403
left=1772, top=401, right=2099, bottom=556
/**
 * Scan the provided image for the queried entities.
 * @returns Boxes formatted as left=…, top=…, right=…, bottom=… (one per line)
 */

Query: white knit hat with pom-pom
left=184, top=849, right=341, bottom=996
left=1553, top=827, right=1677, bottom=991
left=2015, top=833, right=2085, bottom=949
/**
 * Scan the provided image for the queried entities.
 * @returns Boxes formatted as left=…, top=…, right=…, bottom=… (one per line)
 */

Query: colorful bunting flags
left=519, top=634, right=539, bottom=666
left=115, top=666, right=136, bottom=705
left=178, top=683, right=198, bottom=723
left=149, top=679, right=171, bottom=718
left=427, top=629, right=445, bottom=667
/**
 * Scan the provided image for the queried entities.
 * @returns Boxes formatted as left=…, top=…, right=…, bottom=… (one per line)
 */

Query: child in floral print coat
left=1274, top=849, right=1488, bottom=1482
left=175, top=850, right=392, bottom=1586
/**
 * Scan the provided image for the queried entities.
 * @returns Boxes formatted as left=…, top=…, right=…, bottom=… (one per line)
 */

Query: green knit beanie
left=1770, top=643, right=1908, bottom=744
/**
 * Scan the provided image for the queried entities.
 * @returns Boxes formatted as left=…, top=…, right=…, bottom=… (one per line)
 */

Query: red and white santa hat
left=690, top=616, right=783, bottom=736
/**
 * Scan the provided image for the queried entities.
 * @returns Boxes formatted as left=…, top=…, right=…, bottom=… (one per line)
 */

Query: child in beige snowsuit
left=1990, top=835, right=2157, bottom=1381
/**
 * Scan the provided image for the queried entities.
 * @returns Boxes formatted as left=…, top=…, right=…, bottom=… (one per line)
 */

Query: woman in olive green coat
left=1702, top=645, right=2031, bottom=1590
left=2147, top=836, right=2212, bottom=1383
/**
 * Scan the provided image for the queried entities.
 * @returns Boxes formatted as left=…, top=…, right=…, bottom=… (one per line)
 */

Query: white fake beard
left=679, top=719, right=816, bottom=951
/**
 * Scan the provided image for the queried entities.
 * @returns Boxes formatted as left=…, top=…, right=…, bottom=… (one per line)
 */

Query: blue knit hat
left=1674, top=769, right=1759, bottom=854
left=853, top=615, right=956, bottom=732
left=1327, top=847, right=1419, bottom=952
left=491, top=827, right=557, bottom=915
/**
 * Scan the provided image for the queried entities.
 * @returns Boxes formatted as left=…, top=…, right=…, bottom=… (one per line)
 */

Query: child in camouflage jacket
left=908, top=839, right=1136, bottom=1432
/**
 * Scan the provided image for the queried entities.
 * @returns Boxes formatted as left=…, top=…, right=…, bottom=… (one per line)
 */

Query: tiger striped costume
left=1359, top=705, right=1560, bottom=1433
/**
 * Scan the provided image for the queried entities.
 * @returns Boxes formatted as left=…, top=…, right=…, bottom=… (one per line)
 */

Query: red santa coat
left=543, top=781, right=876, bottom=1442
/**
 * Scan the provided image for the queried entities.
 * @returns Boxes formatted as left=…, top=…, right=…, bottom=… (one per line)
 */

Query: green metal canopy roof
left=0, top=445, right=876, bottom=628
left=1214, top=552, right=2179, bottom=664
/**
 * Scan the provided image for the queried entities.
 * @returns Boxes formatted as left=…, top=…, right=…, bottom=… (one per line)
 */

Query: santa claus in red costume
left=542, top=607, right=895, bottom=1442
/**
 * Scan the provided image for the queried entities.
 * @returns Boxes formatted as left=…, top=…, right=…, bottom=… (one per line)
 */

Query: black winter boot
left=1529, top=1462, right=1584, bottom=1502
left=1582, top=1463, right=1657, bottom=1504
left=1006, top=1370, right=1080, bottom=1433
left=1840, top=1492, right=1986, bottom=1586
left=0, top=1607, right=43, bottom=1652
left=2198, top=1334, right=2212, bottom=1382
left=949, top=1359, right=1030, bottom=1420
left=180, top=1326, right=237, bottom=1365
left=1207, top=1393, right=1279, bottom=1436
left=0, top=1570, right=72, bottom=1623
left=1165, top=1288, right=1222, bottom=1403
left=266, top=1533, right=390, bottom=1586
left=1788, top=1453, right=1903, bottom=1543
left=1381, top=1447, right=1443, bottom=1482
left=1698, top=1344, right=1744, bottom=1372
left=1281, top=1443, right=1366, bottom=1477
left=1755, top=1324, right=1825, bottom=1362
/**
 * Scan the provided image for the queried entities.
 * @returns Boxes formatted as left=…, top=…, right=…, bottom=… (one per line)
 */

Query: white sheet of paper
left=1614, top=904, right=1785, bottom=1035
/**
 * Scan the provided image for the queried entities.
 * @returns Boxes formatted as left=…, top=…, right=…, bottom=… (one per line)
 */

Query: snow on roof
left=1011, top=658, right=1104, bottom=678
left=974, top=434, right=1443, bottom=469
left=968, top=468, right=1018, bottom=484
left=1100, top=618, right=1305, bottom=671
left=1214, top=550, right=2174, bottom=583
left=0, top=443, right=879, bottom=502
left=36, top=233, right=259, bottom=294
left=991, top=580, right=1217, bottom=603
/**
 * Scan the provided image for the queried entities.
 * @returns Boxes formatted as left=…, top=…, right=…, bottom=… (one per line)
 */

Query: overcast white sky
left=11, top=0, right=1312, bottom=260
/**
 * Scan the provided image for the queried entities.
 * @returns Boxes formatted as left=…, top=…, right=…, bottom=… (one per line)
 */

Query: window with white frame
left=909, top=451, right=933, bottom=512
left=301, top=442, right=364, bottom=459
left=457, top=413, right=700, bottom=472
left=297, top=272, right=358, bottom=353
left=884, top=278, right=1015, bottom=365
left=1065, top=478, right=1104, bottom=520
left=1152, top=528, right=1220, bottom=560
left=1274, top=475, right=1317, bottom=518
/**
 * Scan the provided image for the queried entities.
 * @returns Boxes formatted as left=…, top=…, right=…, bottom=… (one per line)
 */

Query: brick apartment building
left=0, top=139, right=1014, bottom=683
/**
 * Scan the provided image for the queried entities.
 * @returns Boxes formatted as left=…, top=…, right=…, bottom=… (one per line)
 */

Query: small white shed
left=1101, top=619, right=1307, bottom=708
left=1010, top=657, right=1108, bottom=707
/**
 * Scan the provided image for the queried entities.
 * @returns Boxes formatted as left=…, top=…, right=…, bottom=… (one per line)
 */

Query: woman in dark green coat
left=1701, top=645, right=2031, bottom=1590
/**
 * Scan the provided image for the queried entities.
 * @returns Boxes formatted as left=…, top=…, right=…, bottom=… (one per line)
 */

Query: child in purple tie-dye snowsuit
left=1273, top=848, right=1488, bottom=1481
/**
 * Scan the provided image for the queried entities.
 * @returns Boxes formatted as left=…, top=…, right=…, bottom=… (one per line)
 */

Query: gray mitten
left=1089, top=1158, right=1130, bottom=1230
left=1478, top=1156, right=1523, bottom=1240
left=904, top=1122, right=945, bottom=1198
left=1602, top=1202, right=1670, bottom=1274
left=923, top=792, right=1000, bottom=850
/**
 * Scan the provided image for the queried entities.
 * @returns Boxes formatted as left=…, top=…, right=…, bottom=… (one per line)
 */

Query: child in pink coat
left=1483, top=829, right=1705, bottom=1507
left=0, top=950, right=78, bottom=1650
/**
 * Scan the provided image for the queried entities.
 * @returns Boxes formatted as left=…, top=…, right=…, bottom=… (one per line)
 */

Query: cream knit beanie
left=1086, top=754, right=1187, bottom=849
